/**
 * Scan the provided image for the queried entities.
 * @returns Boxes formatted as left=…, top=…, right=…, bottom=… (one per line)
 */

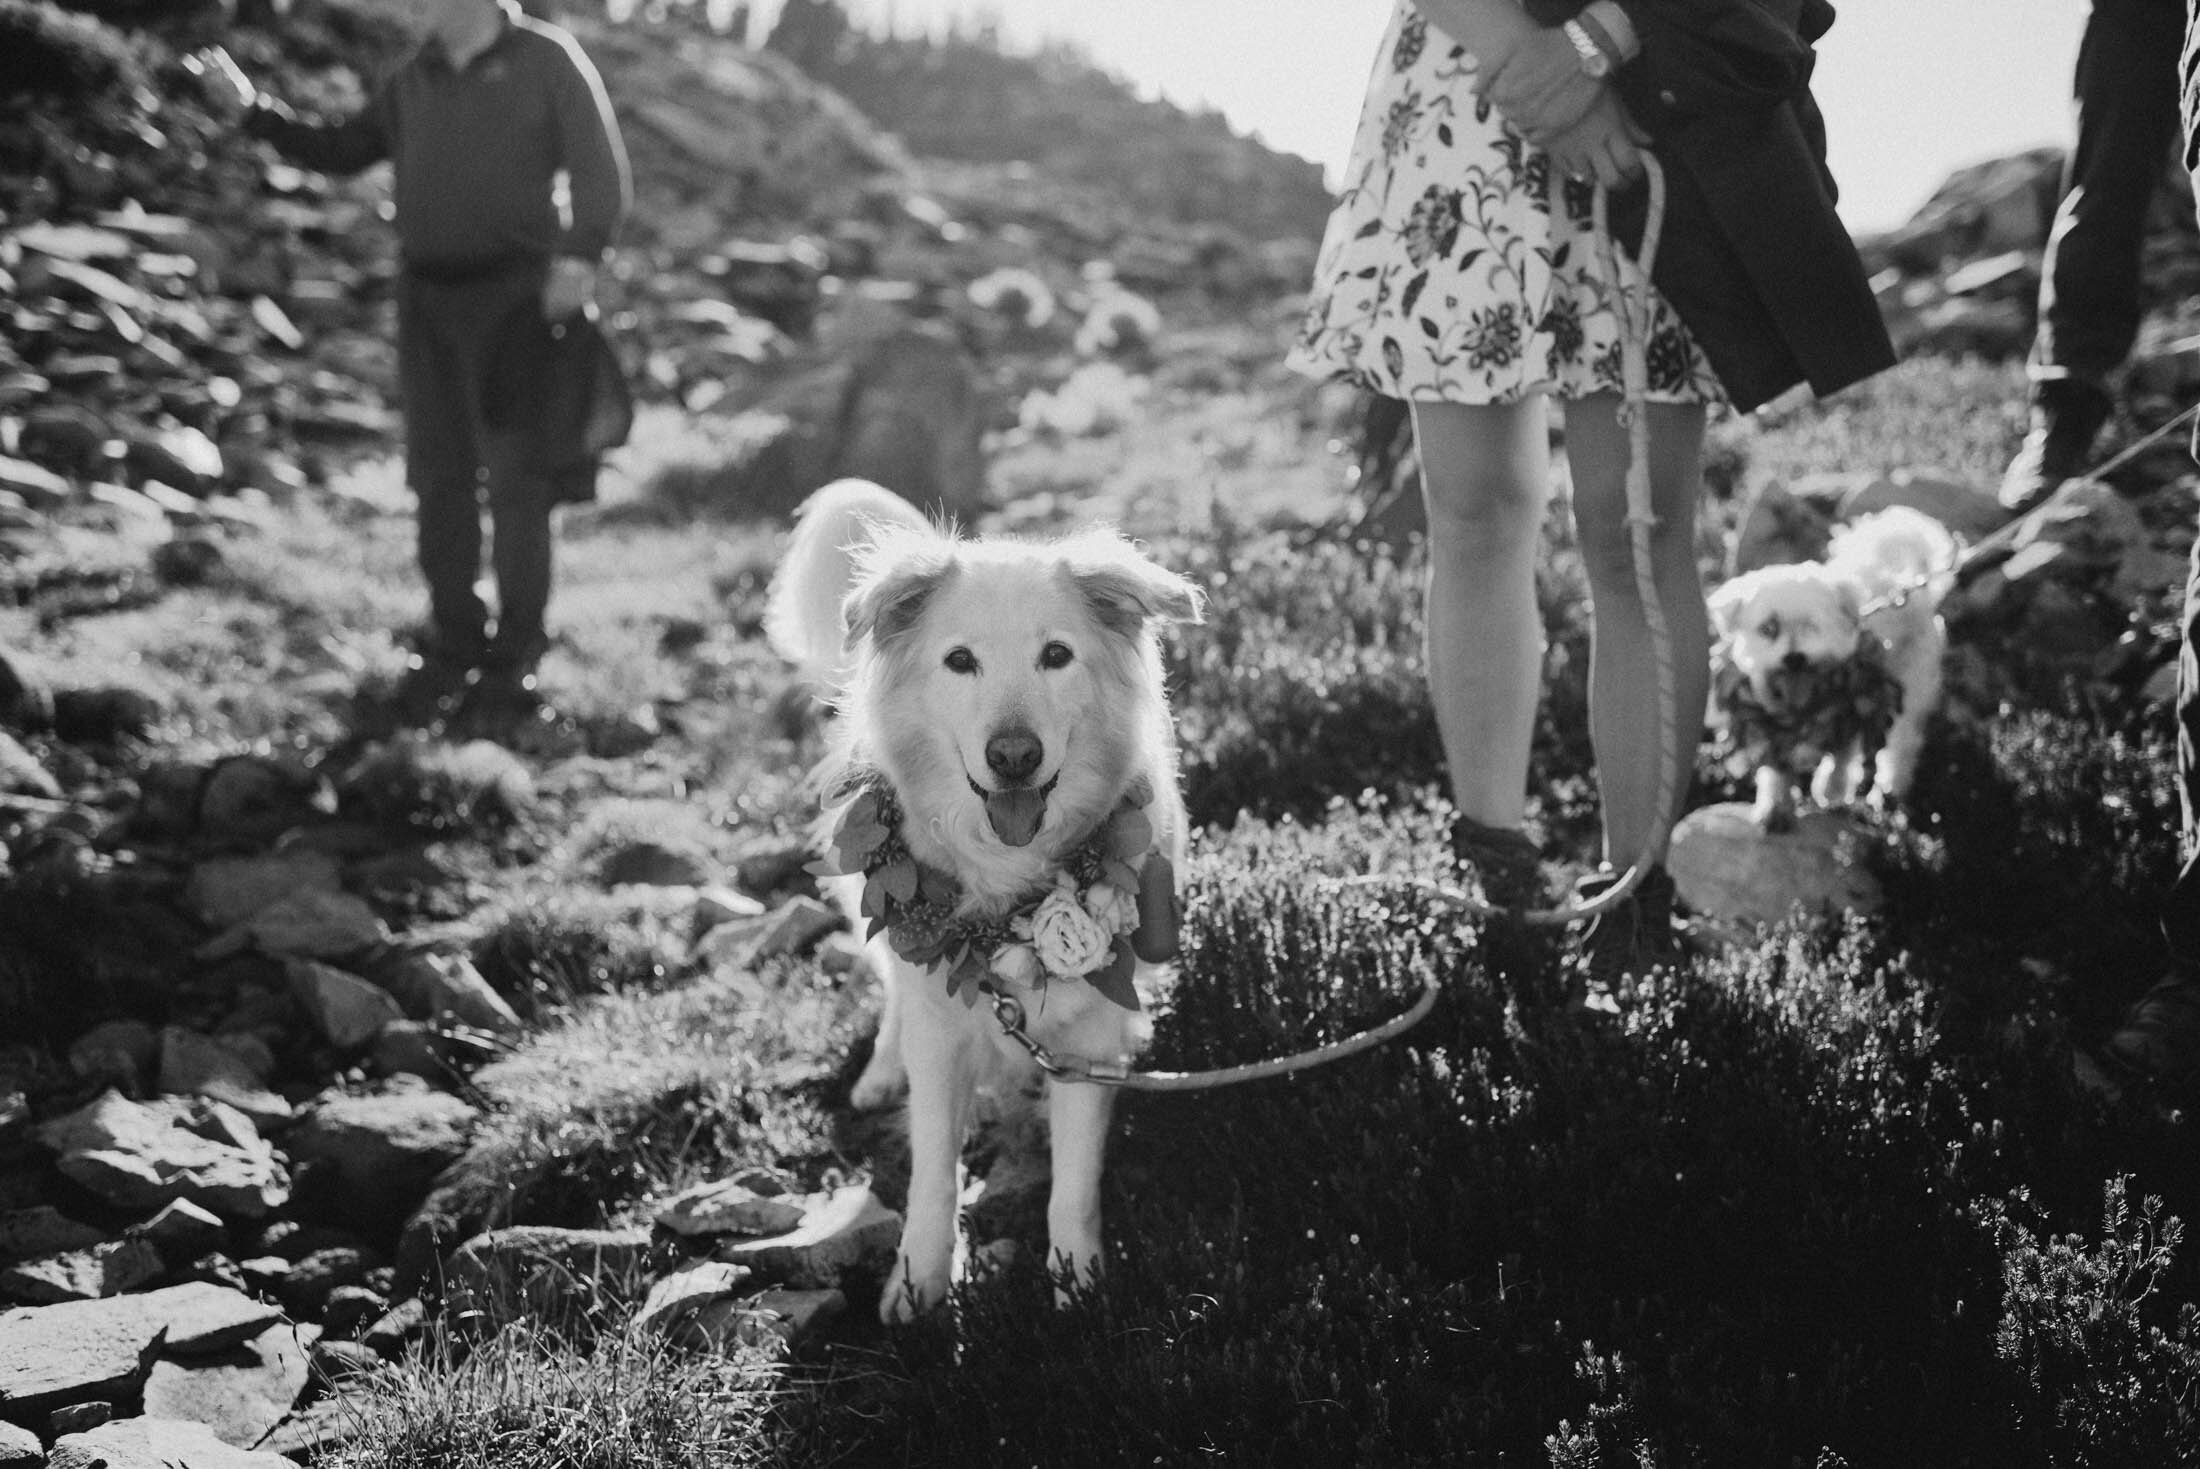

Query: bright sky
left=839, top=0, right=2090, bottom=238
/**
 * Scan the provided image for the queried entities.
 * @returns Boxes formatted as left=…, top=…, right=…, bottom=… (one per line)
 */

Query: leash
left=977, top=972, right=1442, bottom=1092
left=996, top=161, right=1680, bottom=1089
left=1953, top=399, right=2200, bottom=581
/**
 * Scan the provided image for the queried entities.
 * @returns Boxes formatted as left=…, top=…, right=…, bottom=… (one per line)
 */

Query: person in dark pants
left=2096, top=0, right=2200, bottom=1097
left=2001, top=0, right=2183, bottom=516
left=233, top=0, right=631, bottom=735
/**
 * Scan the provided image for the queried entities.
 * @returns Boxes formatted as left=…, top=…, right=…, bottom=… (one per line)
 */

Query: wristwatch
left=1562, top=18, right=1612, bottom=78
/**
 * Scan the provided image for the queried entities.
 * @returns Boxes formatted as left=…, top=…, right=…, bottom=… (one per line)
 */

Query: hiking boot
left=1450, top=814, right=1545, bottom=913
left=1998, top=379, right=2113, bottom=515
left=1572, top=864, right=1684, bottom=1011
left=387, top=644, right=478, bottom=729
left=2099, top=967, right=2200, bottom=1099
left=448, top=658, right=546, bottom=743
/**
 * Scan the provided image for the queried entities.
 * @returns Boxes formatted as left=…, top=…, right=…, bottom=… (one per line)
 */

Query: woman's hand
left=1541, top=89, right=1650, bottom=191
left=1481, top=25, right=1601, bottom=145
left=541, top=257, right=599, bottom=321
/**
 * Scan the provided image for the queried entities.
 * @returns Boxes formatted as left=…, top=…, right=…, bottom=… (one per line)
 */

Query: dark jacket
left=1528, top=0, right=1895, bottom=410
left=245, top=4, right=630, bottom=272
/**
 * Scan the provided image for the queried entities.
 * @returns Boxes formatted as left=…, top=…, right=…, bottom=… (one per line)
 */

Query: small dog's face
left=845, top=528, right=1201, bottom=854
left=1710, top=565, right=1864, bottom=716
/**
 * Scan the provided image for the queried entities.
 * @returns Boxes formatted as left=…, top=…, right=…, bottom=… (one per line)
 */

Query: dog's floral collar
left=810, top=774, right=1175, bottom=1011
left=1711, top=634, right=1906, bottom=781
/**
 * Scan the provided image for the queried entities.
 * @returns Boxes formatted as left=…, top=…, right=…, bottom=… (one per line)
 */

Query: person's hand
left=1481, top=25, right=1601, bottom=145
left=1542, top=89, right=1649, bottom=191
left=541, top=257, right=598, bottom=321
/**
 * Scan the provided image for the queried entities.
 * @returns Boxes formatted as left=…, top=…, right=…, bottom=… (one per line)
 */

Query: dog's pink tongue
left=985, top=787, right=1047, bottom=847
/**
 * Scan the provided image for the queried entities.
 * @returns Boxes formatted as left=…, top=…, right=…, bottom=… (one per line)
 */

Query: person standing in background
left=2090, top=0, right=2200, bottom=1101
left=230, top=0, right=631, bottom=738
left=2000, top=0, right=2183, bottom=515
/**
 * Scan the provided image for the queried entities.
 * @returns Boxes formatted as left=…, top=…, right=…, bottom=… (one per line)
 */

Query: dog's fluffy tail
left=765, top=478, right=933, bottom=694
left=1829, top=505, right=1963, bottom=605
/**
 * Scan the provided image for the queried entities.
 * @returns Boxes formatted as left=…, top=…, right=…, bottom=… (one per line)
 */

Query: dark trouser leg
left=2164, top=506, right=2200, bottom=967
left=483, top=442, right=553, bottom=669
left=398, top=279, right=490, bottom=659
left=2031, top=0, right=2183, bottom=388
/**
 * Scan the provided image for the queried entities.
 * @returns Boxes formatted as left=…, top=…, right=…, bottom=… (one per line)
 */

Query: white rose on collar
left=1027, top=875, right=1111, bottom=977
left=990, top=941, right=1042, bottom=987
left=1083, top=881, right=1139, bottom=936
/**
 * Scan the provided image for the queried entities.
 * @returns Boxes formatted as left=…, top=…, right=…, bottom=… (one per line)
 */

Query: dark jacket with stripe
left=1528, top=0, right=1895, bottom=410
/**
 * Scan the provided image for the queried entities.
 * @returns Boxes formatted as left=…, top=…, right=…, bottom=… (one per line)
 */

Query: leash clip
left=981, top=983, right=1072, bottom=1079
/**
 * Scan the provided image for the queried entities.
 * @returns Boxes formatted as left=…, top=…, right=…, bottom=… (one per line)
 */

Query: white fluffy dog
left=1709, top=506, right=1960, bottom=830
left=765, top=477, right=1202, bottom=1322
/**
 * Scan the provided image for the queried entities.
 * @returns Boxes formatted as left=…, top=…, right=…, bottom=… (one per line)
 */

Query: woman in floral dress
left=1288, top=0, right=1720, bottom=989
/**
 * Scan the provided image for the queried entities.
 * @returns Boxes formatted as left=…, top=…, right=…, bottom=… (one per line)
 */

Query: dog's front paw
left=879, top=1254, right=951, bottom=1325
left=849, top=1054, right=908, bottom=1111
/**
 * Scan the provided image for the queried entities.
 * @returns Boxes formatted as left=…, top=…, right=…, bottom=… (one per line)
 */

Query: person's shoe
left=448, top=658, right=545, bottom=743
left=387, top=645, right=478, bottom=729
left=1449, top=814, right=1545, bottom=913
left=1573, top=864, right=1684, bottom=1012
left=2099, top=967, right=2200, bottom=1099
left=1998, top=378, right=2113, bottom=515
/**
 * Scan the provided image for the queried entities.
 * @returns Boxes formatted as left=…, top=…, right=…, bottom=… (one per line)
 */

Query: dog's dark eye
left=1039, top=641, right=1074, bottom=670
left=1758, top=616, right=1781, bottom=641
left=944, top=647, right=978, bottom=675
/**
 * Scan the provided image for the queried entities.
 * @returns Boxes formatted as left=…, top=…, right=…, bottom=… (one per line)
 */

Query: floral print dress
left=1286, top=3, right=1721, bottom=406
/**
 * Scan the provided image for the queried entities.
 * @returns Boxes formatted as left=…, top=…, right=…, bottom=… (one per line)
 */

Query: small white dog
left=1709, top=506, right=1960, bottom=830
left=765, top=478, right=1202, bottom=1322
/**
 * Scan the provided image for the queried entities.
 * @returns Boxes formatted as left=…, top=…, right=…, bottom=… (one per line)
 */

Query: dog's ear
left=843, top=543, right=955, bottom=651
left=1707, top=573, right=1757, bottom=640
left=1832, top=577, right=1866, bottom=633
left=1061, top=539, right=1204, bottom=636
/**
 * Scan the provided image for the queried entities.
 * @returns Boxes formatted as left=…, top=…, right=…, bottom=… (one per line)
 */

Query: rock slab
left=1667, top=802, right=1885, bottom=927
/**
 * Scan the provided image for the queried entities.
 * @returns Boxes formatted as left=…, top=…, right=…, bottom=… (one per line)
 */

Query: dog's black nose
left=1781, top=651, right=1810, bottom=671
left=985, top=729, right=1043, bottom=784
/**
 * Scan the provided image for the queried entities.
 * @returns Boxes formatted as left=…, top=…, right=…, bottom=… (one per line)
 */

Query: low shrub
left=1990, top=1177, right=2200, bottom=1464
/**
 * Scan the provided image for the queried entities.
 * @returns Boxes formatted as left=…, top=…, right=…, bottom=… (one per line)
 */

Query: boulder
left=158, top=1027, right=291, bottom=1127
left=713, top=1185, right=900, bottom=1290
left=35, top=1092, right=290, bottom=1220
left=197, top=757, right=327, bottom=847
left=273, top=1246, right=379, bottom=1320
left=654, top=1170, right=806, bottom=1239
left=68, top=1019, right=162, bottom=1094
left=142, top=1322, right=314, bottom=1451
left=201, top=891, right=389, bottom=963
left=46, top=1414, right=302, bottom=1468
left=1666, top=803, right=1884, bottom=927
left=283, top=960, right=404, bottom=1051
left=630, top=1260, right=754, bottom=1349
left=182, top=844, right=345, bottom=923
left=138, top=1200, right=230, bottom=1262
left=0, top=1283, right=273, bottom=1419
left=280, top=1083, right=480, bottom=1237
left=156, top=1283, right=283, bottom=1356
left=360, top=949, right=523, bottom=1035
left=442, top=1225, right=658, bottom=1330
left=0, top=1420, right=39, bottom=1466
left=595, top=837, right=714, bottom=889
left=0, top=1236, right=164, bottom=1305
left=0, top=1206, right=108, bottom=1264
